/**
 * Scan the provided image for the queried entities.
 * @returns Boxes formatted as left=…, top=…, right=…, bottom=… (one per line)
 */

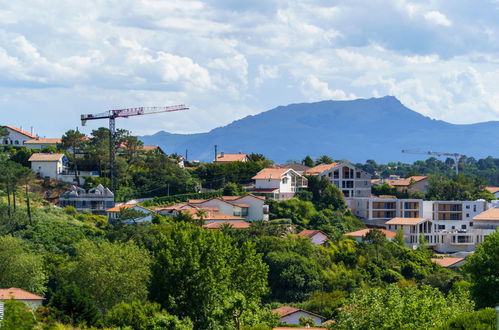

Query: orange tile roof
left=486, top=186, right=499, bottom=194
left=303, top=163, right=342, bottom=175
left=272, top=306, right=324, bottom=320
left=181, top=208, right=244, bottom=220
left=431, top=257, right=465, bottom=267
left=391, top=176, right=428, bottom=187
left=2, top=126, right=37, bottom=139
left=220, top=195, right=266, bottom=201
left=252, top=168, right=291, bottom=180
left=344, top=228, right=397, bottom=238
left=0, top=288, right=44, bottom=300
left=385, top=217, right=427, bottom=226
left=24, top=138, right=61, bottom=144
left=298, top=229, right=328, bottom=238
left=28, top=153, right=65, bottom=162
left=106, top=204, right=151, bottom=213
left=203, top=221, right=251, bottom=229
left=214, top=153, right=248, bottom=162
left=473, top=208, right=499, bottom=221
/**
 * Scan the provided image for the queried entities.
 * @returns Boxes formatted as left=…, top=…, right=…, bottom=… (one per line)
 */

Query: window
left=282, top=177, right=288, bottom=184
left=461, top=224, right=466, bottom=229
left=356, top=172, right=361, bottom=178
left=364, top=181, right=368, bottom=185
left=473, top=205, right=476, bottom=212
left=241, top=208, right=249, bottom=217
left=466, top=205, right=470, bottom=209
left=14, top=140, right=19, bottom=145
left=438, top=225, right=445, bottom=230
left=466, top=213, right=469, bottom=218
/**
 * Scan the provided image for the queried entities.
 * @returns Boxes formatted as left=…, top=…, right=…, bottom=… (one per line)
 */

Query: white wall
left=280, top=311, right=323, bottom=325
left=233, top=195, right=265, bottom=221
left=310, top=233, right=328, bottom=245
left=2, top=128, right=33, bottom=146
left=197, top=199, right=235, bottom=216
left=31, top=161, right=62, bottom=179
left=255, top=178, right=281, bottom=190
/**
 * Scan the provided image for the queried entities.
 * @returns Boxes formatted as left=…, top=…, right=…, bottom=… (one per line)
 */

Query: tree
left=222, top=182, right=246, bottom=196
left=463, top=231, right=499, bottom=308
left=150, top=223, right=268, bottom=329
left=61, top=129, right=87, bottom=185
left=434, top=308, right=496, bottom=330
left=0, top=300, right=38, bottom=330
left=315, top=155, right=333, bottom=165
left=0, top=236, right=47, bottom=295
left=302, top=155, right=314, bottom=167
left=394, top=228, right=405, bottom=246
left=62, top=240, right=152, bottom=312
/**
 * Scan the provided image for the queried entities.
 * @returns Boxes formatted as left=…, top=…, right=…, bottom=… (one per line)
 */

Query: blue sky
left=1, top=0, right=499, bottom=137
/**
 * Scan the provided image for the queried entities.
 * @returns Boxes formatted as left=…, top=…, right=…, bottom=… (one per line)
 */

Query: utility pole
left=214, top=145, right=218, bottom=162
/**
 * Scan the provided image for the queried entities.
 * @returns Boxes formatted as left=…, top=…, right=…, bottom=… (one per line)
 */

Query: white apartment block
left=423, top=200, right=487, bottom=232
left=347, top=197, right=423, bottom=226
left=304, top=163, right=371, bottom=198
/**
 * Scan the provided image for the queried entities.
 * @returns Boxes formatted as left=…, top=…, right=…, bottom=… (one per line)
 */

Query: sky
left=2, top=0, right=499, bottom=137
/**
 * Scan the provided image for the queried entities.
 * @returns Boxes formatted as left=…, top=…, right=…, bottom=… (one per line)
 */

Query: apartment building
left=423, top=200, right=487, bottom=231
left=60, top=184, right=115, bottom=215
left=304, top=163, right=371, bottom=197
left=385, top=217, right=435, bottom=247
left=347, top=197, right=423, bottom=226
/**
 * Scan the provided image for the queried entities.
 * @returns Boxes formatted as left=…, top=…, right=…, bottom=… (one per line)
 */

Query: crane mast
left=401, top=149, right=465, bottom=175
left=81, top=105, right=189, bottom=193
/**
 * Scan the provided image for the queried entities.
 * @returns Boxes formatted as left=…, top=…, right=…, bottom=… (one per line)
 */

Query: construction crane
left=81, top=105, right=189, bottom=193
left=401, top=149, right=465, bottom=175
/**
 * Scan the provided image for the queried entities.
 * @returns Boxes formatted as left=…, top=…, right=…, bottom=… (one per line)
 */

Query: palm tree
left=195, top=209, right=208, bottom=226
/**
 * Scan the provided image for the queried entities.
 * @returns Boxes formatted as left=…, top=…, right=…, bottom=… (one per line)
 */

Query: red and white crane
left=81, top=105, right=189, bottom=193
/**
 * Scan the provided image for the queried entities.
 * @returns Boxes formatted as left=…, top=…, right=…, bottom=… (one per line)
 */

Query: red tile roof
left=106, top=204, right=151, bottom=213
left=272, top=306, right=324, bottom=320
left=473, top=208, right=499, bottom=221
left=385, top=217, right=427, bottom=226
left=390, top=176, right=428, bottom=187
left=28, top=153, right=65, bottom=162
left=214, top=153, right=248, bottom=162
left=344, top=228, right=397, bottom=238
left=303, top=163, right=342, bottom=175
left=24, top=138, right=61, bottom=144
left=2, top=126, right=37, bottom=139
left=431, top=257, right=465, bottom=267
left=0, top=288, right=44, bottom=300
left=298, top=229, right=328, bottom=238
left=252, top=168, right=291, bottom=180
left=486, top=186, right=499, bottom=194
left=203, top=221, right=251, bottom=229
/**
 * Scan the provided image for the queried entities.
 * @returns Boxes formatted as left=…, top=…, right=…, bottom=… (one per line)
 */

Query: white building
left=272, top=306, right=324, bottom=326
left=28, top=153, right=67, bottom=180
left=106, top=204, right=154, bottom=223
left=304, top=163, right=371, bottom=197
left=385, top=217, right=435, bottom=248
left=252, top=168, right=308, bottom=200
left=0, top=288, right=44, bottom=310
left=1, top=126, right=37, bottom=146
left=347, top=197, right=423, bottom=226
left=59, top=185, right=115, bottom=215
left=24, top=138, right=61, bottom=150
left=298, top=230, right=329, bottom=245
left=423, top=200, right=487, bottom=231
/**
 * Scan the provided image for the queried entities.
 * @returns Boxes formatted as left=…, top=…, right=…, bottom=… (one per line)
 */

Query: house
left=385, top=217, right=435, bottom=248
left=214, top=152, right=249, bottom=163
left=24, top=138, right=61, bottom=150
left=303, top=163, right=371, bottom=198
left=343, top=228, right=397, bottom=242
left=156, top=203, right=247, bottom=223
left=106, top=204, right=154, bottom=223
left=298, top=229, right=329, bottom=245
left=0, top=126, right=37, bottom=146
left=203, top=221, right=251, bottom=229
left=277, top=163, right=311, bottom=174
left=431, top=257, right=465, bottom=268
left=0, top=288, right=44, bottom=310
left=272, top=306, right=325, bottom=326
left=485, top=186, right=499, bottom=198
left=252, top=168, right=308, bottom=200
left=29, top=153, right=67, bottom=180
left=389, top=176, right=429, bottom=194
left=347, top=197, right=423, bottom=226
left=139, top=145, right=165, bottom=154
left=59, top=184, right=115, bottom=215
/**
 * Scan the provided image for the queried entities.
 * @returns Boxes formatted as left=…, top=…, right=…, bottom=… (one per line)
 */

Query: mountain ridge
left=140, top=96, right=499, bottom=163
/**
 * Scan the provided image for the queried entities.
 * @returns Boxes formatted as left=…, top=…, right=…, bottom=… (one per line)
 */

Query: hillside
left=140, top=96, right=499, bottom=163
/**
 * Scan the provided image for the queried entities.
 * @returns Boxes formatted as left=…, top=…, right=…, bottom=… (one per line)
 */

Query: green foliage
left=150, top=223, right=269, bottom=329
left=334, top=284, right=474, bottom=329
left=299, top=290, right=346, bottom=320
left=426, top=174, right=495, bottom=201
left=302, top=155, right=314, bottom=167
left=0, top=236, right=47, bottom=295
left=463, top=231, right=499, bottom=308
left=105, top=300, right=193, bottom=330
left=0, top=300, right=38, bottom=330
left=433, top=307, right=496, bottom=330
left=222, top=182, right=246, bottom=196
left=142, top=191, right=222, bottom=207
left=62, top=240, right=152, bottom=312
left=315, top=155, right=333, bottom=165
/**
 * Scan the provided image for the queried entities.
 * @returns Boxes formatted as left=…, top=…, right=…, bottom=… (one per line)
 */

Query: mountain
left=139, top=96, right=499, bottom=163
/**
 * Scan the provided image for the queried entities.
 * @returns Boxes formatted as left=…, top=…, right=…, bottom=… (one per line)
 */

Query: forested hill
left=140, top=96, right=499, bottom=163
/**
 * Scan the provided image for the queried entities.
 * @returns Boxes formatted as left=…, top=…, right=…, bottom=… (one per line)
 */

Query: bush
left=433, top=308, right=496, bottom=330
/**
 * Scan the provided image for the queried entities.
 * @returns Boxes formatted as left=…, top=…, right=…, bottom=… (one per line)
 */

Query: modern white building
left=304, top=163, right=371, bottom=197
left=423, top=200, right=487, bottom=231
left=347, top=197, right=423, bottom=226
left=385, top=217, right=435, bottom=248
left=59, top=185, right=115, bottom=215
left=252, top=168, right=308, bottom=200
left=29, top=153, right=67, bottom=180
left=1, top=126, right=37, bottom=146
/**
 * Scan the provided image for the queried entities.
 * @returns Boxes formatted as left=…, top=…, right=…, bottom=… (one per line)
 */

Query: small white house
left=106, top=204, right=153, bottom=223
left=28, top=153, right=67, bottom=180
left=298, top=229, right=329, bottom=245
left=252, top=168, right=308, bottom=200
left=24, top=138, right=61, bottom=150
left=1, top=126, right=37, bottom=147
left=0, top=288, right=45, bottom=310
left=272, top=306, right=324, bottom=325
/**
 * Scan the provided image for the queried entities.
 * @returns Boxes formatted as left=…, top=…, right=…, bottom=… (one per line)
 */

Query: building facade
left=304, top=163, right=371, bottom=197
left=252, top=168, right=308, bottom=200
left=1, top=126, right=37, bottom=146
left=29, top=153, right=67, bottom=180
left=59, top=184, right=115, bottom=215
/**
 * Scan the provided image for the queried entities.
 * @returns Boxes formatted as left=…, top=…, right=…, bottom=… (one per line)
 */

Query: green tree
left=433, top=308, right=496, bottom=330
left=0, top=300, right=38, bottom=330
left=302, top=155, right=314, bottom=167
left=0, top=236, right=46, bottom=295
left=222, top=182, right=246, bottom=196
left=394, top=228, right=406, bottom=246
left=61, top=129, right=87, bottom=185
left=463, top=231, right=499, bottom=308
left=63, top=240, right=152, bottom=312
left=315, top=155, right=333, bottom=165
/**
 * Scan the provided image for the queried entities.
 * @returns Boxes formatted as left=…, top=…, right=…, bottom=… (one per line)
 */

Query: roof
left=0, top=288, right=44, bottom=300
left=272, top=306, right=324, bottom=320
left=344, top=228, right=397, bottom=238
left=181, top=208, right=245, bottom=220
left=280, top=163, right=311, bottom=172
left=221, top=194, right=266, bottom=201
left=298, top=229, right=328, bottom=238
left=486, top=186, right=499, bottom=194
left=214, top=153, right=248, bottom=162
left=385, top=217, right=428, bottom=226
left=431, top=257, right=465, bottom=267
left=252, top=168, right=291, bottom=180
left=203, top=221, right=251, bottom=229
left=106, top=204, right=151, bottom=213
left=140, top=145, right=162, bottom=152
left=24, top=138, right=61, bottom=144
left=391, top=176, right=428, bottom=187
left=2, top=126, right=37, bottom=139
left=28, top=153, right=65, bottom=162
left=303, top=163, right=342, bottom=175
left=473, top=208, right=499, bottom=221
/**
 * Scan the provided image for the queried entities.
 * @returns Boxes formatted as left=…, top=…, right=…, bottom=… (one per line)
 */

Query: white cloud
left=424, top=11, right=452, bottom=26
